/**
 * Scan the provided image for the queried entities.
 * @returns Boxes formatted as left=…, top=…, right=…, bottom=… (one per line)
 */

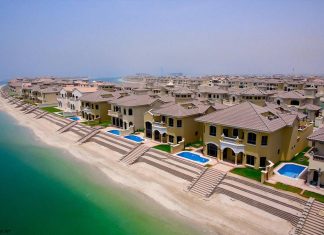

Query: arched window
left=247, top=132, right=256, bottom=145
left=277, top=100, right=281, bottom=105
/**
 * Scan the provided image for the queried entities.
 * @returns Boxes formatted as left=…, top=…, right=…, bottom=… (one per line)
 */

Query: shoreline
left=0, top=95, right=293, bottom=235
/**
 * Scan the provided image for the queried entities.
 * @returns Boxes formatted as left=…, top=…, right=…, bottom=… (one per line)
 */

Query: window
left=209, top=126, right=216, bottom=136
left=261, top=136, right=268, bottom=146
left=169, top=135, right=174, bottom=143
left=247, top=132, right=256, bottom=145
left=177, top=136, right=182, bottom=143
left=168, top=118, right=174, bottom=127
left=177, top=120, right=182, bottom=127
left=208, top=94, right=211, bottom=98
left=123, top=109, right=126, bottom=115
left=91, top=104, right=94, bottom=109
left=233, top=129, right=238, bottom=137
left=95, top=105, right=99, bottom=110
left=223, top=128, right=229, bottom=137
left=128, top=108, right=133, bottom=116
left=260, top=157, right=266, bottom=168
left=161, top=116, right=166, bottom=123
left=246, top=155, right=255, bottom=166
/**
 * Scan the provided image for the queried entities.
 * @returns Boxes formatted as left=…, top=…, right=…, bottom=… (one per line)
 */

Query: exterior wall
left=81, top=101, right=110, bottom=121
left=42, top=92, right=59, bottom=105
left=201, top=120, right=307, bottom=168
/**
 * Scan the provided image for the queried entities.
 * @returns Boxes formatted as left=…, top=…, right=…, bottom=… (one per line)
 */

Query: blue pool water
left=176, top=151, right=209, bottom=164
left=68, top=116, right=81, bottom=121
left=108, top=130, right=120, bottom=135
left=124, top=135, right=144, bottom=143
left=277, top=163, right=307, bottom=179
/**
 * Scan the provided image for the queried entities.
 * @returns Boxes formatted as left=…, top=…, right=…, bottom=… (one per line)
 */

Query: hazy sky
left=0, top=0, right=324, bottom=80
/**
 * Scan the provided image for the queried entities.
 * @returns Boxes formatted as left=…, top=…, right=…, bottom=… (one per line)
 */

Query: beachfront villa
left=196, top=102, right=312, bottom=168
left=306, top=128, right=324, bottom=188
left=144, top=100, right=216, bottom=145
left=108, top=94, right=168, bottom=130
left=80, top=90, right=120, bottom=121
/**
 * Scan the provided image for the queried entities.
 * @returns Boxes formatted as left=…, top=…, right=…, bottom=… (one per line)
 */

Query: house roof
left=196, top=102, right=297, bottom=132
left=80, top=90, right=120, bottom=102
left=152, top=101, right=215, bottom=118
left=198, top=85, right=228, bottom=94
left=298, top=103, right=321, bottom=111
left=308, top=127, right=324, bottom=142
left=110, top=94, right=160, bottom=107
left=272, top=90, right=306, bottom=100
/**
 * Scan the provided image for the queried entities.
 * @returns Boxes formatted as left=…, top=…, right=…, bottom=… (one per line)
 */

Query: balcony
left=152, top=122, right=167, bottom=134
left=311, top=148, right=324, bottom=162
left=220, top=134, right=245, bottom=154
left=108, top=110, right=122, bottom=118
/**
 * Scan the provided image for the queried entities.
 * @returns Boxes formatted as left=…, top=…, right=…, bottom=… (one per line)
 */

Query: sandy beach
left=0, top=95, right=293, bottom=235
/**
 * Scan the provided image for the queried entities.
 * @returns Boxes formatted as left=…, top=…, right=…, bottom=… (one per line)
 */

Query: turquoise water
left=177, top=151, right=209, bottom=164
left=277, top=163, right=306, bottom=178
left=124, top=135, right=144, bottom=143
left=0, top=111, right=202, bottom=235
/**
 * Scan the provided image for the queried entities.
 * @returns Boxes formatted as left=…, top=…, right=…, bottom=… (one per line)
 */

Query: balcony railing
left=307, top=148, right=324, bottom=162
left=220, top=135, right=243, bottom=144
left=152, top=122, right=166, bottom=128
left=108, top=110, right=121, bottom=118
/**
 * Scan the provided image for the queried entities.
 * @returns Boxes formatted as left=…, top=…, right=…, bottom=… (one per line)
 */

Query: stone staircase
left=214, top=175, right=307, bottom=226
left=34, top=111, right=48, bottom=119
left=90, top=132, right=139, bottom=155
left=24, top=106, right=38, bottom=114
left=295, top=198, right=324, bottom=235
left=139, top=148, right=204, bottom=181
left=119, top=144, right=150, bottom=165
left=57, top=121, right=77, bottom=134
left=76, top=129, right=101, bottom=144
left=188, top=168, right=226, bottom=198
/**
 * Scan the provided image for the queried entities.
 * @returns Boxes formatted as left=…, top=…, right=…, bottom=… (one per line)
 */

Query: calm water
left=0, top=111, right=201, bottom=235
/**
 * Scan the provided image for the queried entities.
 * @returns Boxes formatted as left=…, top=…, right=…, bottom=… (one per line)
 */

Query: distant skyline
left=0, top=0, right=324, bottom=81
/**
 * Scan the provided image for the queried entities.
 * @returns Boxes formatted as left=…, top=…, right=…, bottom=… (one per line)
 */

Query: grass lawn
left=290, top=147, right=310, bottom=166
left=153, top=144, right=171, bottom=153
left=41, top=106, right=61, bottom=113
left=81, top=120, right=111, bottom=127
left=303, top=190, right=324, bottom=203
left=230, top=167, right=262, bottom=182
left=185, top=140, right=204, bottom=148
left=266, top=182, right=303, bottom=194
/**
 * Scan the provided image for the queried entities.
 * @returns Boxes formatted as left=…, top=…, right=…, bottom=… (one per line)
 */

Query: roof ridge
left=248, top=102, right=272, bottom=131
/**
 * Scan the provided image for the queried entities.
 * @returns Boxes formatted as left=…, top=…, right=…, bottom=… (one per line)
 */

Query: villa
left=80, top=90, right=120, bottom=121
left=196, top=102, right=312, bottom=168
left=108, top=94, right=170, bottom=130
left=306, top=128, right=324, bottom=188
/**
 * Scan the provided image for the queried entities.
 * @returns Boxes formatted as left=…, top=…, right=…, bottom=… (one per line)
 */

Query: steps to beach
left=119, top=144, right=150, bottom=165
left=76, top=129, right=101, bottom=144
left=34, top=111, right=48, bottom=119
left=20, top=104, right=31, bottom=111
left=24, top=106, right=38, bottom=114
left=139, top=149, right=204, bottom=181
left=295, top=198, right=324, bottom=235
left=57, top=121, right=77, bottom=134
left=188, top=168, right=226, bottom=198
left=214, top=175, right=309, bottom=226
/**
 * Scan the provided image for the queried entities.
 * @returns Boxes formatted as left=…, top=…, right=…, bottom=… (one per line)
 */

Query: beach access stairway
left=188, top=168, right=226, bottom=198
left=138, top=148, right=205, bottom=181
left=214, top=175, right=307, bottom=226
left=57, top=121, right=78, bottom=134
left=76, top=128, right=102, bottom=144
left=295, top=198, right=324, bottom=235
left=90, top=132, right=139, bottom=155
left=119, top=144, right=150, bottom=165
left=15, top=101, right=25, bottom=108
left=20, top=104, right=32, bottom=111
left=24, top=106, right=38, bottom=114
left=34, top=111, right=48, bottom=119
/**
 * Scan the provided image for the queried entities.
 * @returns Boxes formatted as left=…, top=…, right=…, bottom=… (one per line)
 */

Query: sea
left=0, top=111, right=202, bottom=235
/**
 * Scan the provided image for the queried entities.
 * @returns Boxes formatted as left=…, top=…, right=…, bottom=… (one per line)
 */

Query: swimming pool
left=176, top=151, right=209, bottom=164
left=68, top=116, right=81, bottom=121
left=277, top=163, right=307, bottom=179
left=107, top=130, right=120, bottom=135
left=124, top=135, right=144, bottom=143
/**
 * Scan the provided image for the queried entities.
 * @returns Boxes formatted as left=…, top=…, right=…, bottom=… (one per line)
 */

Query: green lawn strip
left=290, top=147, right=310, bottom=166
left=81, top=120, right=111, bottom=127
left=185, top=140, right=204, bottom=148
left=40, top=106, right=61, bottom=113
left=153, top=144, right=171, bottom=153
left=230, top=167, right=262, bottom=182
left=302, top=190, right=324, bottom=203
